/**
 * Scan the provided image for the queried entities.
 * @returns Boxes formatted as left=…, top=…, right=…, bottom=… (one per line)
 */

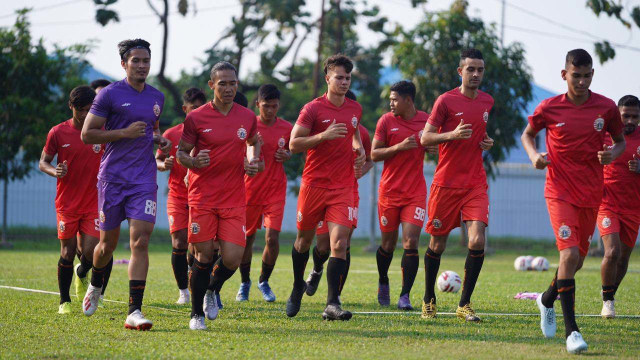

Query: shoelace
left=206, top=294, right=216, bottom=307
left=545, top=309, right=555, bottom=324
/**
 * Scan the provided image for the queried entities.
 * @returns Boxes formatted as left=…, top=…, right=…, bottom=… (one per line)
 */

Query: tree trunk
left=0, top=177, right=12, bottom=248
left=154, top=0, right=183, bottom=118
left=312, top=0, right=327, bottom=98
left=235, top=3, right=249, bottom=78
left=334, top=0, right=343, bottom=53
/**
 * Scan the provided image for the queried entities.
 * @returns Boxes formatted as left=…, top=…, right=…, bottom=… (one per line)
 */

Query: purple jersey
left=89, top=79, right=164, bottom=184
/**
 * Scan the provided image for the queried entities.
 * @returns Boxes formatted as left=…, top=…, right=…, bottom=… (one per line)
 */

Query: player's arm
left=176, top=140, right=209, bottom=169
left=520, top=124, right=549, bottom=169
left=598, top=132, right=625, bottom=165
left=153, top=122, right=171, bottom=155
left=357, top=152, right=374, bottom=179
left=420, top=121, right=471, bottom=147
left=289, top=121, right=347, bottom=154
left=38, top=150, right=67, bottom=178
left=245, top=133, right=262, bottom=176
left=353, top=128, right=365, bottom=169
left=81, top=113, right=146, bottom=144
left=156, top=151, right=174, bottom=172
left=371, top=137, right=418, bottom=161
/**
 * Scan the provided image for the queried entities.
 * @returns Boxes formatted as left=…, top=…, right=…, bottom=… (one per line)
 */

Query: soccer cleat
left=601, top=300, right=615, bottom=319
left=236, top=281, right=251, bottom=302
left=74, top=263, right=88, bottom=298
left=377, top=283, right=390, bottom=306
left=258, top=281, right=276, bottom=302
left=322, top=303, right=352, bottom=321
left=456, top=303, right=481, bottom=322
left=98, top=295, right=105, bottom=308
left=305, top=270, right=322, bottom=296
left=216, top=291, right=223, bottom=309
left=536, top=294, right=556, bottom=338
left=566, top=331, right=588, bottom=354
left=397, top=294, right=413, bottom=311
left=176, top=289, right=190, bottom=305
left=83, top=284, right=102, bottom=316
left=58, top=302, right=72, bottom=314
left=203, top=290, right=219, bottom=320
left=286, top=283, right=307, bottom=317
left=124, top=309, right=153, bottom=331
left=421, top=299, right=437, bottom=319
left=189, top=315, right=207, bottom=330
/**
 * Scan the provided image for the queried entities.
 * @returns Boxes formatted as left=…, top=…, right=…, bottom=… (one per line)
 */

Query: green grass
left=1, top=233, right=639, bottom=359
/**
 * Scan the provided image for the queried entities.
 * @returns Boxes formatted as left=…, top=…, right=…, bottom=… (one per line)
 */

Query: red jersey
left=43, top=119, right=103, bottom=214
left=375, top=111, right=429, bottom=199
left=181, top=103, right=257, bottom=208
left=296, top=94, right=362, bottom=189
left=601, top=127, right=640, bottom=214
left=529, top=92, right=623, bottom=208
left=354, top=124, right=372, bottom=191
left=158, top=123, right=188, bottom=203
left=428, top=89, right=494, bottom=188
left=245, top=117, right=293, bottom=205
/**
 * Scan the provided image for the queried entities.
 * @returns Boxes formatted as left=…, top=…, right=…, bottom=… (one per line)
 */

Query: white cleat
left=83, top=284, right=102, bottom=316
left=176, top=289, right=190, bottom=305
left=566, top=331, right=588, bottom=354
left=601, top=300, right=615, bottom=319
left=189, top=315, right=207, bottom=330
left=536, top=293, right=556, bottom=338
left=124, top=309, right=153, bottom=331
left=203, top=290, right=219, bottom=320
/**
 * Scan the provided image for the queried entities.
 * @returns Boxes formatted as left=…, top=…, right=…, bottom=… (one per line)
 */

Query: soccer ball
left=524, top=255, right=535, bottom=270
left=531, top=256, right=549, bottom=271
left=514, top=256, right=531, bottom=271
left=437, top=270, right=462, bottom=293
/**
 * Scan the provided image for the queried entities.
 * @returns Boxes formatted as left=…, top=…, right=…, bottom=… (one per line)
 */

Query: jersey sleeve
left=528, top=102, right=547, bottom=132
left=427, top=95, right=448, bottom=129
left=373, top=114, right=387, bottom=142
left=296, top=103, right=316, bottom=129
left=43, top=127, right=57, bottom=156
left=181, top=113, right=198, bottom=145
left=605, top=102, right=623, bottom=137
left=89, top=86, right=112, bottom=118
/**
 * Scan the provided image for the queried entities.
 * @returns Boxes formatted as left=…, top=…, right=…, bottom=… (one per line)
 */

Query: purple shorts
left=97, top=180, right=158, bottom=231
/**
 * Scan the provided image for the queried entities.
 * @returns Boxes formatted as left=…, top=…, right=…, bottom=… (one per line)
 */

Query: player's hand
left=451, top=119, right=472, bottom=140
left=479, top=133, right=494, bottom=150
left=123, top=121, right=147, bottom=139
left=354, top=147, right=366, bottom=169
left=629, top=154, right=639, bottom=173
left=193, top=150, right=211, bottom=168
left=531, top=152, right=550, bottom=169
left=397, top=135, right=418, bottom=151
left=245, top=157, right=260, bottom=177
left=598, top=144, right=613, bottom=165
left=156, top=136, right=172, bottom=154
left=320, top=120, right=348, bottom=141
left=425, top=144, right=438, bottom=155
left=164, top=156, right=175, bottom=171
left=55, top=160, right=68, bottom=178
left=274, top=148, right=291, bottom=162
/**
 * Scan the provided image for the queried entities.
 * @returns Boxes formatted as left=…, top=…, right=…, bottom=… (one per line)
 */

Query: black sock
left=187, top=252, right=195, bottom=268
left=57, top=257, right=74, bottom=304
left=190, top=259, right=212, bottom=317
left=77, top=253, right=92, bottom=278
left=171, top=248, right=189, bottom=290
left=376, top=247, right=393, bottom=285
left=602, top=285, right=615, bottom=301
left=423, top=248, right=441, bottom=303
left=208, top=258, right=236, bottom=293
left=541, top=270, right=559, bottom=308
left=557, top=279, right=579, bottom=337
left=100, top=257, right=113, bottom=296
left=400, top=249, right=419, bottom=296
left=339, top=247, right=351, bottom=295
left=292, top=247, right=309, bottom=287
left=612, top=284, right=619, bottom=296
left=259, top=261, right=275, bottom=283
left=90, top=263, right=107, bottom=288
left=239, top=262, right=251, bottom=283
left=459, top=249, right=484, bottom=307
left=326, top=257, right=347, bottom=305
left=312, top=246, right=329, bottom=273
left=128, top=280, right=146, bottom=315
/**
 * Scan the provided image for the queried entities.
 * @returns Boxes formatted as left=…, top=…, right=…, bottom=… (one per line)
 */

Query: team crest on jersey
left=602, top=217, right=611, bottom=229
left=169, top=215, right=174, bottom=226
left=99, top=211, right=105, bottom=223
left=380, top=216, right=388, bottom=227
left=351, top=116, right=358, bottom=128
left=278, top=137, right=286, bottom=149
left=191, top=222, right=200, bottom=234
left=58, top=221, right=65, bottom=232
left=483, top=111, right=489, bottom=123
left=593, top=117, right=604, bottom=131
left=153, top=101, right=161, bottom=117
left=237, top=127, right=247, bottom=140
left=297, top=211, right=303, bottom=222
left=92, top=144, right=101, bottom=153
left=558, top=224, right=571, bottom=240
left=432, top=218, right=442, bottom=229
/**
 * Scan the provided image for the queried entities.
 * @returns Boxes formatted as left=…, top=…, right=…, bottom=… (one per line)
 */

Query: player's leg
left=306, top=226, right=329, bottom=296
left=422, top=234, right=447, bottom=318
left=257, top=227, right=280, bottom=302
left=75, top=230, right=98, bottom=302
left=171, top=229, right=190, bottom=304
left=57, top=236, right=77, bottom=314
left=287, top=228, right=315, bottom=317
left=323, top=222, right=352, bottom=320
left=614, top=242, right=634, bottom=294
left=600, top=233, right=620, bottom=318
left=84, top=227, right=119, bottom=316
left=338, top=227, right=354, bottom=298
left=190, top=239, right=215, bottom=330
left=456, top=220, right=485, bottom=322
left=237, top=232, right=256, bottom=302
left=397, top=221, right=421, bottom=310
left=376, top=200, right=401, bottom=306
left=125, top=218, right=154, bottom=330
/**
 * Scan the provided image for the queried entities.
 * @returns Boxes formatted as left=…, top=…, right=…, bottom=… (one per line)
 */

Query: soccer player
left=156, top=88, right=206, bottom=305
left=420, top=49, right=494, bottom=322
left=81, top=39, right=171, bottom=331
left=286, top=54, right=366, bottom=321
left=90, top=79, right=111, bottom=94
left=176, top=61, right=261, bottom=330
left=236, top=84, right=293, bottom=303
left=596, top=94, right=640, bottom=318
left=39, top=86, right=102, bottom=314
left=371, top=80, right=431, bottom=310
left=521, top=49, right=624, bottom=354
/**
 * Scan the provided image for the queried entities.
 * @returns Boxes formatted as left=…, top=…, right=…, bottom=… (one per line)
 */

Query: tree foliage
left=586, top=0, right=640, bottom=63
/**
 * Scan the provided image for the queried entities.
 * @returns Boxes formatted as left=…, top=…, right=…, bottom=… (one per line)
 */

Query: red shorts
left=597, top=208, right=640, bottom=248
left=425, top=184, right=489, bottom=236
left=167, top=198, right=189, bottom=234
left=316, top=190, right=359, bottom=235
left=297, top=183, right=354, bottom=231
left=56, top=212, right=99, bottom=240
left=188, top=206, right=246, bottom=247
left=546, top=198, right=597, bottom=257
left=245, top=201, right=285, bottom=236
left=378, top=195, right=426, bottom=233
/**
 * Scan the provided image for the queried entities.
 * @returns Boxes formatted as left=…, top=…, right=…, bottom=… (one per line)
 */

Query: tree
left=0, top=10, right=90, bottom=245
left=391, top=0, right=533, bottom=174
left=586, top=0, right=640, bottom=63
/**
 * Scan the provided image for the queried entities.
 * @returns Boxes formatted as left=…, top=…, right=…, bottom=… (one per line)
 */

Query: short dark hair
left=69, top=86, right=96, bottom=109
left=210, top=61, right=238, bottom=81
left=345, top=90, right=357, bottom=101
left=118, top=39, right=151, bottom=61
left=390, top=80, right=416, bottom=102
left=459, top=48, right=484, bottom=66
left=323, top=54, right=353, bottom=74
left=565, top=49, right=592, bottom=68
left=618, top=95, right=640, bottom=108
left=183, top=87, right=206, bottom=105
left=257, top=84, right=280, bottom=101
left=233, top=91, right=248, bottom=107
left=90, top=79, right=111, bottom=90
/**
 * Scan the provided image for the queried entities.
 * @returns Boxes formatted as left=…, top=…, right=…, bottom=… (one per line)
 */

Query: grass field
left=1, top=231, right=639, bottom=359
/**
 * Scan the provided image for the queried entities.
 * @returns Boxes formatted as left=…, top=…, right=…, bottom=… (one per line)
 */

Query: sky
left=2, top=0, right=640, bottom=103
